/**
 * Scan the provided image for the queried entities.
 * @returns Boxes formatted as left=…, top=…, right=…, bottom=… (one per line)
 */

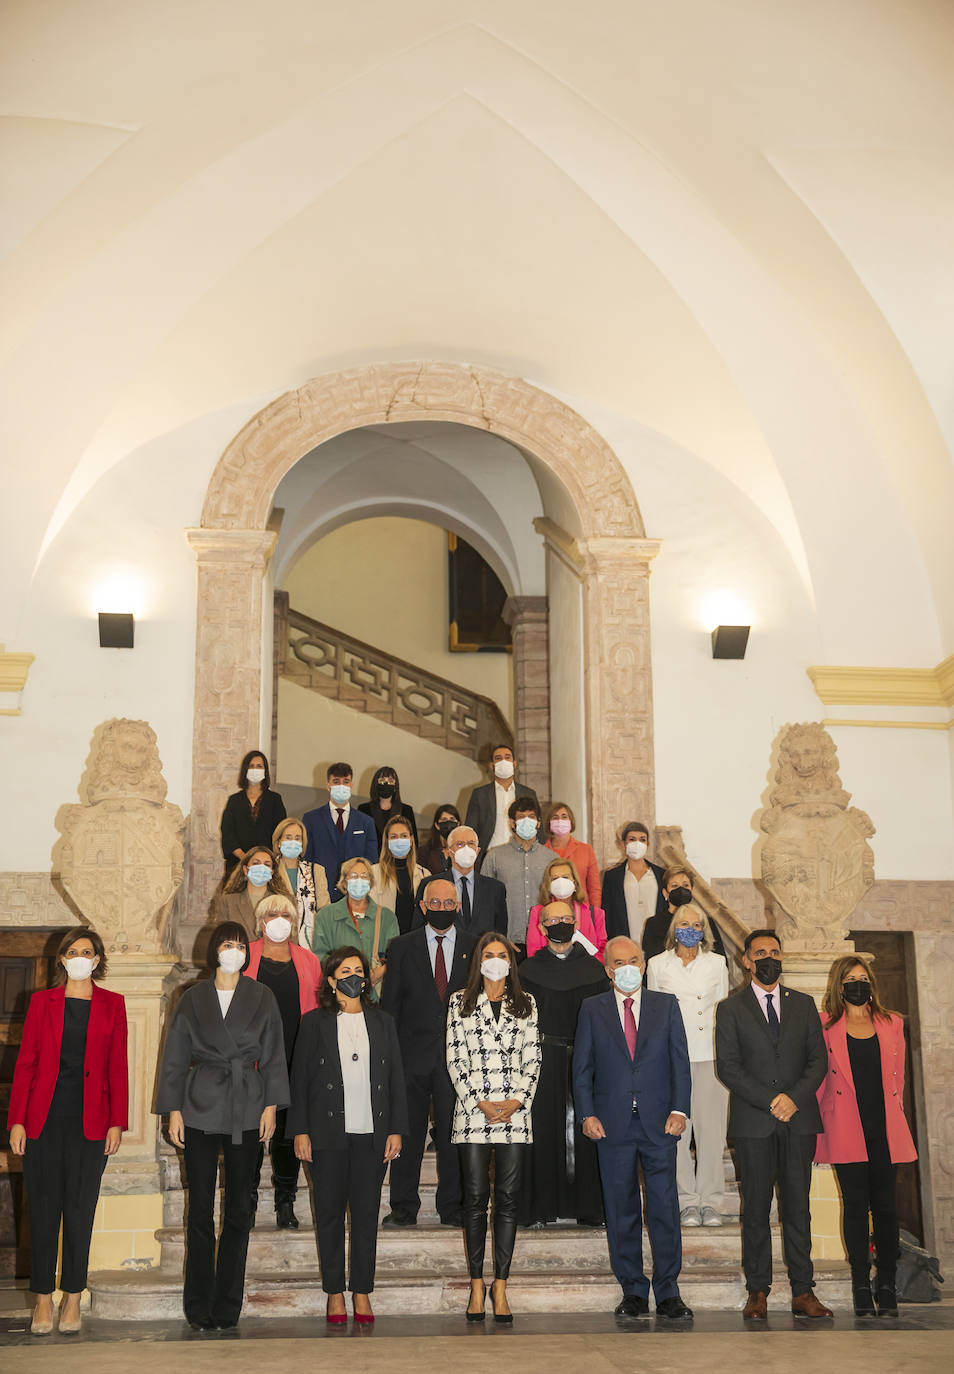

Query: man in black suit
left=380, top=876, right=475, bottom=1228
left=413, top=825, right=508, bottom=937
left=715, top=928, right=831, bottom=1320
left=464, top=742, right=539, bottom=853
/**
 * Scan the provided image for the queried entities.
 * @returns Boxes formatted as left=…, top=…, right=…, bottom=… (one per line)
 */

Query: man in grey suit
left=715, top=928, right=831, bottom=1321
left=464, top=743, right=539, bottom=854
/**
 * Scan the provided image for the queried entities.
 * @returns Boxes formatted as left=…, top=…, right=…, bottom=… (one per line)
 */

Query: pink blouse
left=525, top=900, right=608, bottom=959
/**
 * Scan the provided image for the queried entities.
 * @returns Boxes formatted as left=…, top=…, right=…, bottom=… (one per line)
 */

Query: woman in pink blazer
left=816, top=953, right=916, bottom=1319
left=244, top=894, right=322, bottom=1229
left=526, top=857, right=607, bottom=958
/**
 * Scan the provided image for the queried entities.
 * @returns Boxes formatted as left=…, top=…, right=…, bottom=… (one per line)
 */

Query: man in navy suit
left=574, top=935, right=693, bottom=1320
left=302, top=762, right=378, bottom=885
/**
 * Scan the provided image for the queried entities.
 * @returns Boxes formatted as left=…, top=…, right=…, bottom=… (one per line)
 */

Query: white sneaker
left=680, top=1206, right=702, bottom=1227
left=701, top=1206, right=722, bottom=1227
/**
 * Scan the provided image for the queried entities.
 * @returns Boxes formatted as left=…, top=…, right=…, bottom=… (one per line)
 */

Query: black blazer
left=380, top=926, right=475, bottom=1070
left=358, top=800, right=419, bottom=845
left=411, top=872, right=508, bottom=937
left=464, top=779, right=539, bottom=852
left=601, top=859, right=668, bottom=942
left=220, top=788, right=286, bottom=865
left=714, top=984, right=826, bottom=1138
left=286, top=1005, right=408, bottom=1153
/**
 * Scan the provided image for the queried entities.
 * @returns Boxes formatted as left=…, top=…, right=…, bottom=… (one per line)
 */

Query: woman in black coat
left=288, top=945, right=407, bottom=1326
left=220, top=750, right=286, bottom=874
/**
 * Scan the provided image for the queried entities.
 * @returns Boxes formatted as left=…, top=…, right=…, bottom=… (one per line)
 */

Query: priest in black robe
left=519, top=901, right=608, bottom=1227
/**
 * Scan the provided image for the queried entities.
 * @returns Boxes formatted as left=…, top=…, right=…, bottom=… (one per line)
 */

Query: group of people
left=6, top=742, right=917, bottom=1332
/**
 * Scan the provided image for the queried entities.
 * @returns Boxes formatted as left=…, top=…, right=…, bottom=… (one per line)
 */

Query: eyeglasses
left=425, top=898, right=459, bottom=911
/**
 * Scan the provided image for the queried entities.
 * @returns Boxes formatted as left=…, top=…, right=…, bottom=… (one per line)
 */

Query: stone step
left=88, top=1262, right=854, bottom=1320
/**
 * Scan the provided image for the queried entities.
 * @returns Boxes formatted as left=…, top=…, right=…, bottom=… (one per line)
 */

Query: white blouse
left=337, top=1012, right=373, bottom=1134
left=646, top=949, right=728, bottom=1063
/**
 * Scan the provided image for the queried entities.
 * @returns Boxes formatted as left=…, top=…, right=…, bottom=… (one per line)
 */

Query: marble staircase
left=87, top=1153, right=852, bottom=1319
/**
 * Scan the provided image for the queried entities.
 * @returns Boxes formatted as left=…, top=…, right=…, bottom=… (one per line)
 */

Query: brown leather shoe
left=791, top=1292, right=833, bottom=1318
left=743, top=1291, right=768, bottom=1320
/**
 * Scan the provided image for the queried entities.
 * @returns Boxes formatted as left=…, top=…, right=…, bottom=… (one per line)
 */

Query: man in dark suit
left=714, top=928, right=831, bottom=1320
left=574, top=935, right=693, bottom=1320
left=380, top=875, right=475, bottom=1228
left=302, top=761, right=378, bottom=885
left=464, top=742, right=539, bottom=853
left=412, top=825, right=507, bottom=936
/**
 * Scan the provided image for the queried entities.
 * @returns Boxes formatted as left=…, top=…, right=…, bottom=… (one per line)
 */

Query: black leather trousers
left=458, top=1142, right=525, bottom=1280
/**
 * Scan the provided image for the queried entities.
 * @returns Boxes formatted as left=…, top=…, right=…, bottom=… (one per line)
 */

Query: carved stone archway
left=187, top=362, right=659, bottom=937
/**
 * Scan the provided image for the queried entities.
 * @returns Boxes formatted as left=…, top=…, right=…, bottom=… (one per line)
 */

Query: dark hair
left=744, top=927, right=781, bottom=955
left=822, top=953, right=894, bottom=1024
left=489, top=742, right=514, bottom=759
left=428, top=803, right=460, bottom=843
left=619, top=818, right=650, bottom=843
left=53, top=926, right=108, bottom=984
left=318, top=945, right=373, bottom=1010
left=206, top=921, right=250, bottom=973
left=326, top=761, right=353, bottom=781
left=458, top=930, right=533, bottom=1019
left=238, top=749, right=270, bottom=790
left=508, top=797, right=541, bottom=822
left=369, top=765, right=401, bottom=803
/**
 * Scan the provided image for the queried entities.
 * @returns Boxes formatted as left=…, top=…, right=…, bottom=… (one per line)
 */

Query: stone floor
left=1, top=1309, right=952, bottom=1373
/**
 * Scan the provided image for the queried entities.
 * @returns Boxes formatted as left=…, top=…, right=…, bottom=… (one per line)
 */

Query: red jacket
left=8, top=984, right=129, bottom=1140
left=815, top=1011, right=917, bottom=1165
left=245, top=939, right=322, bottom=1014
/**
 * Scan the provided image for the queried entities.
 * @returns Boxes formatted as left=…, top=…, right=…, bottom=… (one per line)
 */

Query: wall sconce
left=711, top=625, right=750, bottom=660
left=98, top=612, right=135, bottom=648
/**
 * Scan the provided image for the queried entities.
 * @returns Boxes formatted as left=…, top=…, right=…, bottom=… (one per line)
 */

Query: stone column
left=501, top=595, right=551, bottom=799
left=184, top=528, right=277, bottom=960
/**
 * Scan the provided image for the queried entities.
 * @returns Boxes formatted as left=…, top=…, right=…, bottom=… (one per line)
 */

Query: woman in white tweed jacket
left=446, top=931, right=541, bottom=1325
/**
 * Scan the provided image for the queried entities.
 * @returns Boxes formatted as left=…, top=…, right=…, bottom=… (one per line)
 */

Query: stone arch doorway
left=187, top=362, right=659, bottom=928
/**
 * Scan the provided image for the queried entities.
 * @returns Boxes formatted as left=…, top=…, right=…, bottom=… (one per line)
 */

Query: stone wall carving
left=759, top=723, right=875, bottom=949
left=0, top=870, right=73, bottom=927
left=54, top=720, right=185, bottom=954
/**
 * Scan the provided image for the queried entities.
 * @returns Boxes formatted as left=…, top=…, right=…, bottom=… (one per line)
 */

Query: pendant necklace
left=341, top=1013, right=364, bottom=1062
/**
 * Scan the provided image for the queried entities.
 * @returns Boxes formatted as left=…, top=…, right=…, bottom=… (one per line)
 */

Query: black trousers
left=388, top=1058, right=460, bottom=1220
left=733, top=1127, right=816, bottom=1296
left=183, top=1126, right=260, bottom=1325
left=834, top=1142, right=898, bottom=1284
left=252, top=1107, right=299, bottom=1208
left=313, top=1135, right=386, bottom=1294
left=458, top=1143, right=525, bottom=1280
left=23, top=1116, right=106, bottom=1294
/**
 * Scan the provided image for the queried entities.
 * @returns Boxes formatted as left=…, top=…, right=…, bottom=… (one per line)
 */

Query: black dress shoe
left=382, top=1209, right=417, bottom=1228
left=615, top=1294, right=650, bottom=1318
left=875, top=1285, right=899, bottom=1318
left=576, top=1215, right=605, bottom=1228
left=853, top=1284, right=876, bottom=1316
left=188, top=1317, right=216, bottom=1331
left=440, top=1210, right=464, bottom=1227
left=656, top=1296, right=693, bottom=1320
left=276, top=1200, right=299, bottom=1229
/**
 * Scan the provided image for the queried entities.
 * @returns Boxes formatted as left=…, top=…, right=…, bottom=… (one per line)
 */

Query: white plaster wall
left=546, top=547, right=587, bottom=833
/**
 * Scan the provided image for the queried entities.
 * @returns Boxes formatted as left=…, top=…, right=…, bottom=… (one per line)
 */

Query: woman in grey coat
left=155, top=922, right=289, bottom=1330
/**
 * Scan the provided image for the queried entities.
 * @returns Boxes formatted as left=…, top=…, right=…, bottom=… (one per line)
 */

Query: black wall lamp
left=98, top=612, right=135, bottom=648
left=711, top=625, right=750, bottom=660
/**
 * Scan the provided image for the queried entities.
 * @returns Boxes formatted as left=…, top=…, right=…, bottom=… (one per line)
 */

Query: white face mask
left=63, top=955, right=97, bottom=981
left=218, top=947, right=246, bottom=974
left=454, top=845, right=478, bottom=870
left=626, top=840, right=647, bottom=861
left=481, top=956, right=510, bottom=981
left=246, top=767, right=266, bottom=784
left=550, top=876, right=575, bottom=900
left=263, top=916, right=292, bottom=943
left=493, top=759, right=515, bottom=780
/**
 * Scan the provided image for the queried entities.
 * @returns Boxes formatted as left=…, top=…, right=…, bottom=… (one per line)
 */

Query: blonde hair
left=337, top=854, right=373, bottom=896
left=664, top=904, right=715, bottom=954
left=222, top=846, right=294, bottom=898
left=272, top=816, right=307, bottom=851
left=254, top=893, right=298, bottom=928
left=375, top=814, right=419, bottom=890
left=537, top=855, right=585, bottom=906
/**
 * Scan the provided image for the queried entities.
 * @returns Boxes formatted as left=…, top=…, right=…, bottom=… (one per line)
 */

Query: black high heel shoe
left=852, top=1284, right=876, bottom=1317
left=875, top=1284, right=899, bottom=1318
left=491, top=1282, right=513, bottom=1325
left=466, top=1283, right=487, bottom=1322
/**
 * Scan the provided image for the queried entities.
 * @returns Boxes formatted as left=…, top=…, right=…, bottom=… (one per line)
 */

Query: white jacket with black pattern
left=445, top=988, right=541, bottom=1144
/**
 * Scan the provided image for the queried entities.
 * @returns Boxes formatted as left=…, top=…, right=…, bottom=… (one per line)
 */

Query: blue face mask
left=329, top=784, right=351, bottom=805
left=515, top=817, right=538, bottom=841
left=674, top=926, right=704, bottom=949
left=613, top=964, right=643, bottom=994
left=388, top=836, right=412, bottom=859
left=279, top=840, right=302, bottom=860
left=347, top=876, right=371, bottom=900
left=247, top=863, right=272, bottom=888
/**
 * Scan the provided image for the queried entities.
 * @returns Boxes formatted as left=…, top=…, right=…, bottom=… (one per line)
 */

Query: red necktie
left=335, top=807, right=344, bottom=834
left=624, top=996, right=637, bottom=1059
left=434, top=935, right=448, bottom=999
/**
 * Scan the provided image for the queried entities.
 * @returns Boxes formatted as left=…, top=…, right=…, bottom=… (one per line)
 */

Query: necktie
left=335, top=807, right=344, bottom=834
left=434, top=935, right=448, bottom=999
left=765, top=992, right=780, bottom=1045
left=460, top=875, right=472, bottom=925
left=623, top=997, right=637, bottom=1059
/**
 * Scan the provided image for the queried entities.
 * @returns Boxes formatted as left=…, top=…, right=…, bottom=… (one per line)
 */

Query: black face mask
left=546, top=921, right=576, bottom=945
left=335, top=973, right=365, bottom=999
left=753, top=955, right=782, bottom=986
left=376, top=783, right=396, bottom=799
left=842, top=980, right=872, bottom=1006
left=425, top=912, right=456, bottom=933
left=437, top=818, right=457, bottom=838
left=669, top=886, right=692, bottom=909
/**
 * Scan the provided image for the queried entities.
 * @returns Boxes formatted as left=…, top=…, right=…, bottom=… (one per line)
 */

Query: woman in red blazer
left=815, top=954, right=916, bottom=1319
left=8, top=926, right=128, bottom=1336
left=244, top=893, right=322, bottom=1229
